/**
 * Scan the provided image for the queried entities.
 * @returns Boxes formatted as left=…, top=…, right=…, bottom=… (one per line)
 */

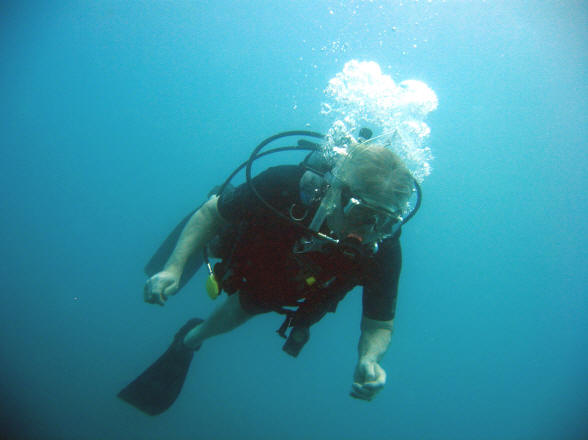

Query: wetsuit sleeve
left=217, top=165, right=303, bottom=223
left=216, top=180, right=256, bottom=223
left=362, top=236, right=402, bottom=321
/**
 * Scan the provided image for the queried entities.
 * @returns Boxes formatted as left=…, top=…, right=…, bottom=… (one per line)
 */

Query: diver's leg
left=183, top=293, right=253, bottom=349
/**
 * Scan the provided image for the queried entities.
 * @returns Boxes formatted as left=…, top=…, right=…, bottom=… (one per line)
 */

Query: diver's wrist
left=358, top=353, right=379, bottom=364
left=358, top=325, right=392, bottom=363
left=163, top=261, right=183, bottom=278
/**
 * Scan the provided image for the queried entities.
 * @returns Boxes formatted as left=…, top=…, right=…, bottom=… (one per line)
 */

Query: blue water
left=1, top=1, right=586, bottom=439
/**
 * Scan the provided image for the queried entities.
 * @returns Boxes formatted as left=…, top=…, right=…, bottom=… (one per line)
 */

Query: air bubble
left=320, top=60, right=438, bottom=182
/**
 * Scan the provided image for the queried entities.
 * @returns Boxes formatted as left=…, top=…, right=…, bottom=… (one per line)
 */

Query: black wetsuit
left=216, top=165, right=402, bottom=323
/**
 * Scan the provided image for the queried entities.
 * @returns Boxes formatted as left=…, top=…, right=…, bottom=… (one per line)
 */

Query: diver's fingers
left=350, top=380, right=384, bottom=401
left=350, top=362, right=386, bottom=401
left=372, top=363, right=386, bottom=384
left=143, top=278, right=165, bottom=306
left=363, top=361, right=377, bottom=382
left=360, top=361, right=386, bottom=386
left=143, top=293, right=165, bottom=306
left=363, top=379, right=385, bottom=393
left=162, top=282, right=179, bottom=297
left=350, top=383, right=374, bottom=401
left=353, top=360, right=377, bottom=386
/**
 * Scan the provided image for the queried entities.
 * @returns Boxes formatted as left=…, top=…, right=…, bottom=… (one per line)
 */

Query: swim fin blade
left=118, top=318, right=204, bottom=415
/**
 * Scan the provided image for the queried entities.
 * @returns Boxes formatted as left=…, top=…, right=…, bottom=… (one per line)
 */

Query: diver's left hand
left=350, top=359, right=386, bottom=401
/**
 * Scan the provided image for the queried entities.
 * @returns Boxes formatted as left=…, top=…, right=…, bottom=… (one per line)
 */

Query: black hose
left=216, top=131, right=325, bottom=197
left=401, top=179, right=422, bottom=225
left=244, top=131, right=325, bottom=225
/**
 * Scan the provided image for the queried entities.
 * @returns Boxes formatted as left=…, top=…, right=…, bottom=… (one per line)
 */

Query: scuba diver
left=118, top=128, right=421, bottom=415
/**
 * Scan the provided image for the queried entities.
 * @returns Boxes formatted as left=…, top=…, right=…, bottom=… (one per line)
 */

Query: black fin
left=117, top=318, right=204, bottom=416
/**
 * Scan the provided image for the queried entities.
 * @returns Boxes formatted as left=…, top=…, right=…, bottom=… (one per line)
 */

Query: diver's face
left=326, top=188, right=399, bottom=243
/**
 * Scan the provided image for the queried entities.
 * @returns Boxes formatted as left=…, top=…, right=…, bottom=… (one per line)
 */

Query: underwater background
left=1, top=1, right=586, bottom=439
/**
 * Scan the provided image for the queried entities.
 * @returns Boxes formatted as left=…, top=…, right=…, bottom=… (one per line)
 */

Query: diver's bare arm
left=164, top=196, right=226, bottom=278
left=358, top=316, right=394, bottom=362
left=350, top=315, right=394, bottom=400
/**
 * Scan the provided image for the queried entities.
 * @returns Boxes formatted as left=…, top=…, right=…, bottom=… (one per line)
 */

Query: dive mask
left=329, top=185, right=402, bottom=245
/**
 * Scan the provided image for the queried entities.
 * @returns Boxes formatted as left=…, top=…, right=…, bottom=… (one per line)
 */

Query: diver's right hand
left=143, top=271, right=180, bottom=306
